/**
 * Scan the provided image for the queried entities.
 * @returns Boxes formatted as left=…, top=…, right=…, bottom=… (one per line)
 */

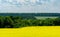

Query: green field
left=35, top=16, right=58, bottom=19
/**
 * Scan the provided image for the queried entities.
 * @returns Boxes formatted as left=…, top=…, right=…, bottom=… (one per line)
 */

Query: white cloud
left=0, top=0, right=60, bottom=13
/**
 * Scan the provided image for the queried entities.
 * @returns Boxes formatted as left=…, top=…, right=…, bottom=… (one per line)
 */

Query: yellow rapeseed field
left=0, top=26, right=60, bottom=37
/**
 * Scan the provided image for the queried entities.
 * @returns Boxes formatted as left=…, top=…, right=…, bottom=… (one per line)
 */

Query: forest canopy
left=0, top=16, right=60, bottom=28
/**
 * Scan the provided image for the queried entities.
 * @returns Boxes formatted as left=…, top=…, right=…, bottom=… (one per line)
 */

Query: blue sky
left=0, top=0, right=60, bottom=13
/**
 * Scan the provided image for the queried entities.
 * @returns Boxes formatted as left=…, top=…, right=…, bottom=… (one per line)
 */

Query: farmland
left=0, top=26, right=60, bottom=37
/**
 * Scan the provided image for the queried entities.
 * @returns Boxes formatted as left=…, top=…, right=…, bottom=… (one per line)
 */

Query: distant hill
left=0, top=13, right=60, bottom=17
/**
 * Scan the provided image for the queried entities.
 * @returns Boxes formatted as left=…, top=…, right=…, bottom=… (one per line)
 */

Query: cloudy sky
left=0, top=0, right=60, bottom=13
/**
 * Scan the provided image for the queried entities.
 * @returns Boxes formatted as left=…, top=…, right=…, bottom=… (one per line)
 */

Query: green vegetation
left=0, top=16, right=60, bottom=28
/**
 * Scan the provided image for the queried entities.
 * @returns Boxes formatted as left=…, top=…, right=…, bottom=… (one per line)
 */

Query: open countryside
left=0, top=26, right=60, bottom=37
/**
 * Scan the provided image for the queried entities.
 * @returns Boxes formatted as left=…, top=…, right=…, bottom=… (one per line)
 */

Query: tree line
left=0, top=16, right=60, bottom=28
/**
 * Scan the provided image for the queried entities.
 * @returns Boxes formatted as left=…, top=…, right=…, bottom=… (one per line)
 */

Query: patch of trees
left=0, top=16, right=60, bottom=28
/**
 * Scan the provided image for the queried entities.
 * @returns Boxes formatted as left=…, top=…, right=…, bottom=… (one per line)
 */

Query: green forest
left=0, top=16, right=60, bottom=28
